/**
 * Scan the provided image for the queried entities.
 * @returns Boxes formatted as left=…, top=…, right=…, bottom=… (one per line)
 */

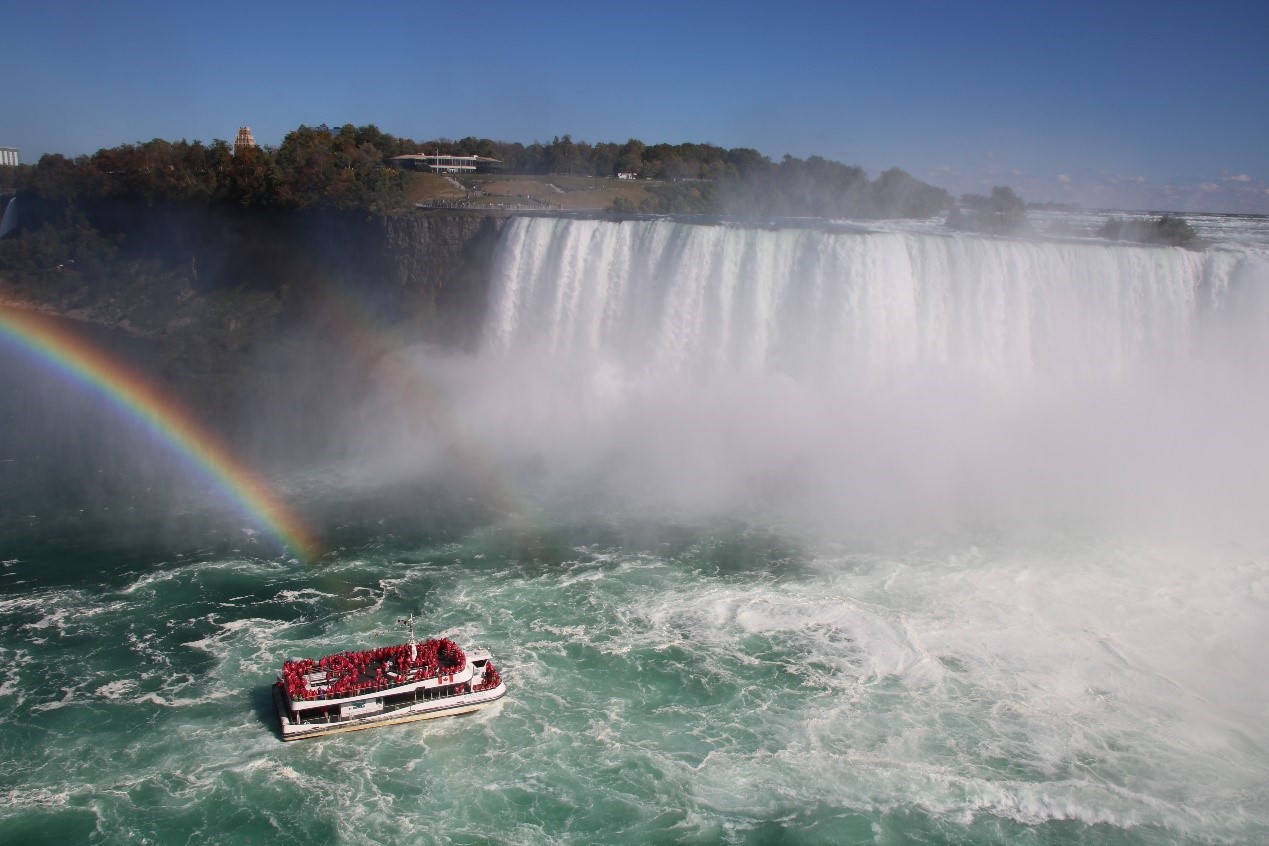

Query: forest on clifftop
left=0, top=123, right=951, bottom=220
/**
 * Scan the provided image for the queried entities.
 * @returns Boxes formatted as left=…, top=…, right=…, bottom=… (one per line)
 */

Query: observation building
left=390, top=153, right=503, bottom=174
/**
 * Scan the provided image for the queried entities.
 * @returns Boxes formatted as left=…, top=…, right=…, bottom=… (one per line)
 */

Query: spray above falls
left=359, top=216, right=1269, bottom=539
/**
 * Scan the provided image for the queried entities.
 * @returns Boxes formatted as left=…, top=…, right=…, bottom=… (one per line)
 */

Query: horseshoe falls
left=482, top=217, right=1269, bottom=538
left=3, top=215, right=1268, bottom=845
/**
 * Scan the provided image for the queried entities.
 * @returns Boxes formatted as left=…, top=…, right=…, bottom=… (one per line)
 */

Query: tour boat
left=273, top=615, right=506, bottom=741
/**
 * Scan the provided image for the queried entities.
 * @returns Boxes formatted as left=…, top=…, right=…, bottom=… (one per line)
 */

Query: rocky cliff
left=1, top=203, right=509, bottom=440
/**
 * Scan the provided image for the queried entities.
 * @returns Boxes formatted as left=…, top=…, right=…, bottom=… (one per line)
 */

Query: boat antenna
left=398, top=613, right=417, bottom=663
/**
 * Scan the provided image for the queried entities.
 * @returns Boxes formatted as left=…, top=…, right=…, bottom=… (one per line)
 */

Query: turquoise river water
left=3, top=215, right=1268, bottom=844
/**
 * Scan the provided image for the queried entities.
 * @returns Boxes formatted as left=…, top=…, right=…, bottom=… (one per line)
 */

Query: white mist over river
left=2, top=215, right=1268, bottom=844
left=424, top=217, right=1269, bottom=540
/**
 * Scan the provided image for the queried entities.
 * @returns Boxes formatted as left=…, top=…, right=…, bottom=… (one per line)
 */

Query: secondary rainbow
left=0, top=303, right=321, bottom=559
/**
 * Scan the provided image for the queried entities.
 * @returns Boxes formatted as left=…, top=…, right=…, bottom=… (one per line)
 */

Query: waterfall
left=485, top=216, right=1264, bottom=390
left=0, top=195, right=17, bottom=239
left=365, top=215, right=1269, bottom=535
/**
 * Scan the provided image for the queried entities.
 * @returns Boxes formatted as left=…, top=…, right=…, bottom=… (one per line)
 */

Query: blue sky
left=3, top=0, right=1267, bottom=212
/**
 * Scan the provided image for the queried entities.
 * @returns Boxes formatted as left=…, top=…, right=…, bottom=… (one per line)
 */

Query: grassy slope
left=403, top=172, right=467, bottom=204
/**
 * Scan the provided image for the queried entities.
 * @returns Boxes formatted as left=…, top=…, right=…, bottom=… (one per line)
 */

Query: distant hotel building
left=0, top=147, right=19, bottom=167
left=233, top=127, right=257, bottom=155
left=389, top=153, right=503, bottom=174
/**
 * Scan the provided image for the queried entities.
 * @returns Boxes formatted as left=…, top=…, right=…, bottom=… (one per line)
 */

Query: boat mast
left=398, top=613, right=417, bottom=663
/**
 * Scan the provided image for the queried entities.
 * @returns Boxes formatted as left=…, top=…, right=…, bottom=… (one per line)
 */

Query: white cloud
left=1057, top=174, right=1071, bottom=183
left=1224, top=173, right=1252, bottom=182
left=1105, top=174, right=1147, bottom=184
left=1200, top=183, right=1221, bottom=193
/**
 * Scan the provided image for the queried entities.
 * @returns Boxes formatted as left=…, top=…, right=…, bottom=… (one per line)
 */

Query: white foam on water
left=666, top=538, right=1266, bottom=835
left=274, top=587, right=335, bottom=604
left=1, top=589, right=89, bottom=617
left=95, top=679, right=137, bottom=700
left=3, top=786, right=73, bottom=809
left=119, top=556, right=295, bottom=596
left=182, top=614, right=305, bottom=687
left=29, top=687, right=77, bottom=712
left=444, top=527, right=1265, bottom=840
left=1, top=536, right=1260, bottom=843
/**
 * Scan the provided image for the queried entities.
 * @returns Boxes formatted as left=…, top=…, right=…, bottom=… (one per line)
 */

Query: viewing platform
left=392, top=154, right=503, bottom=174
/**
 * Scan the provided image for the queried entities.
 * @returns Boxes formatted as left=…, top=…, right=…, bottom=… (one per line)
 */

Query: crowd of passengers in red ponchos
left=280, top=638, right=496, bottom=702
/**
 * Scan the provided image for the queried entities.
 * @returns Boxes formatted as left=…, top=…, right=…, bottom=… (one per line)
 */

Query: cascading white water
left=485, top=217, right=1261, bottom=389
left=473, top=216, right=1269, bottom=536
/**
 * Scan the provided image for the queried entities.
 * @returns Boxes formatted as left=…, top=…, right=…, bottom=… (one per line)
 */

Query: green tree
left=32, top=154, right=79, bottom=201
left=616, top=139, right=646, bottom=176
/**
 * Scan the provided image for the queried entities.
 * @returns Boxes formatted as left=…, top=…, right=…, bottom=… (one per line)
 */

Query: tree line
left=4, top=125, right=415, bottom=215
left=0, top=124, right=950, bottom=219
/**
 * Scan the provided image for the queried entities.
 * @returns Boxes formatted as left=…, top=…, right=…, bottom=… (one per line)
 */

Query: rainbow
left=0, top=303, right=321, bottom=559
left=305, top=283, right=540, bottom=533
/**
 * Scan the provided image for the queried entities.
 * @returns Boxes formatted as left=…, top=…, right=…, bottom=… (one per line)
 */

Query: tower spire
left=233, top=126, right=257, bottom=155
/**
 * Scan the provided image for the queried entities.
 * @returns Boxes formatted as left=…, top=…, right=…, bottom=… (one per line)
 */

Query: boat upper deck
left=280, top=638, right=472, bottom=706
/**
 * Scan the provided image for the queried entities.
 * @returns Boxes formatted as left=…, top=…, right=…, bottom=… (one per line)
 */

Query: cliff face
left=5, top=198, right=507, bottom=344
left=358, top=212, right=508, bottom=350
left=1, top=203, right=509, bottom=440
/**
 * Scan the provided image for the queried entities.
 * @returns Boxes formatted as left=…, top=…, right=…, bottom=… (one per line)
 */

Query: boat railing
left=293, top=680, right=484, bottom=726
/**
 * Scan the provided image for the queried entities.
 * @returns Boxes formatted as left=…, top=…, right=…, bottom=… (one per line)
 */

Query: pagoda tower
left=233, top=126, right=257, bottom=154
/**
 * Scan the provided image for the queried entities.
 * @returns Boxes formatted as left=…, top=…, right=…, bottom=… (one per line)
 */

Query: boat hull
left=274, top=682, right=507, bottom=741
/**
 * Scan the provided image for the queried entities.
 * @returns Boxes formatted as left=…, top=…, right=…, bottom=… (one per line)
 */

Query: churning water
left=2, top=216, right=1267, bottom=844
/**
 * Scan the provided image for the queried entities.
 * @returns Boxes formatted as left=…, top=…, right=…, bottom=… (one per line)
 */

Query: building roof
left=390, top=154, right=502, bottom=164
